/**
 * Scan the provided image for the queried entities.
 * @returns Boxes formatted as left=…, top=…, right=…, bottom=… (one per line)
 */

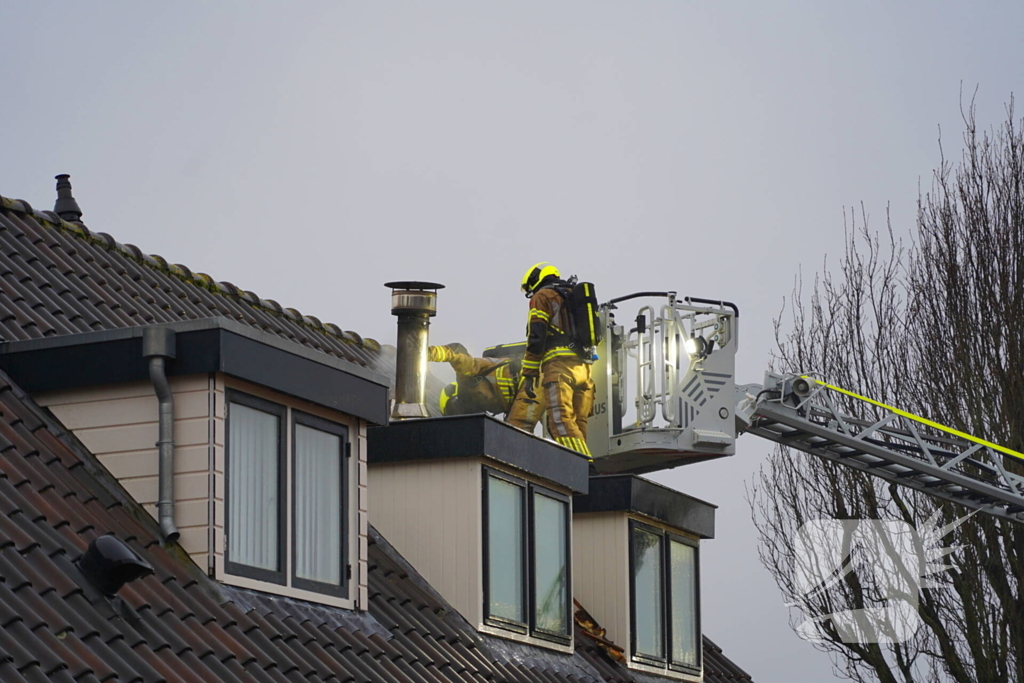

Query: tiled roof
left=0, top=363, right=751, bottom=682
left=0, top=195, right=382, bottom=369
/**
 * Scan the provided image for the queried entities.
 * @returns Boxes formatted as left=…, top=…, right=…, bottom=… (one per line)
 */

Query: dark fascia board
left=367, top=414, right=590, bottom=494
left=573, top=475, right=717, bottom=539
left=0, top=318, right=390, bottom=425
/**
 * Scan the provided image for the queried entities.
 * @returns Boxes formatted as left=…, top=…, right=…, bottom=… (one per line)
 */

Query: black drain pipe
left=143, top=327, right=179, bottom=542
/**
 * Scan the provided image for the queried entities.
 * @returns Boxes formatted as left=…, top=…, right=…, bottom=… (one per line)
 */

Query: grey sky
left=3, top=2, right=1023, bottom=681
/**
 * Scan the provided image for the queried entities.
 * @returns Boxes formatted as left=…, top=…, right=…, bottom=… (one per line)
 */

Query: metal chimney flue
left=54, top=174, right=84, bottom=223
left=386, top=281, right=444, bottom=419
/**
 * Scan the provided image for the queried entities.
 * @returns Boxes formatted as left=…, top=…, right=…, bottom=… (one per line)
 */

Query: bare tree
left=750, top=96, right=1024, bottom=683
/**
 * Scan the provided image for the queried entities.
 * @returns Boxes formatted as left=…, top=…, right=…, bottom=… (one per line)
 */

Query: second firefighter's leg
left=507, top=383, right=544, bottom=433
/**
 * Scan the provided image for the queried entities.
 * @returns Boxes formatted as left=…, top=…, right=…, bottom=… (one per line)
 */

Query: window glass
left=533, top=493, right=568, bottom=635
left=487, top=476, right=524, bottom=623
left=632, top=527, right=664, bottom=659
left=670, top=539, right=699, bottom=667
left=228, top=403, right=280, bottom=571
left=294, top=423, right=342, bottom=585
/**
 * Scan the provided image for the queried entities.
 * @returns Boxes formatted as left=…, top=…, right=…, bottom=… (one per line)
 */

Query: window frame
left=224, top=390, right=288, bottom=586
left=628, top=519, right=702, bottom=674
left=528, top=486, right=572, bottom=645
left=666, top=533, right=701, bottom=674
left=482, top=468, right=529, bottom=634
left=482, top=466, right=572, bottom=644
left=290, top=409, right=349, bottom=597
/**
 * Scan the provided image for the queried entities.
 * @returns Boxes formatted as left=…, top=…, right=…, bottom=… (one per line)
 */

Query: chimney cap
left=53, top=173, right=84, bottom=223
left=385, top=281, right=445, bottom=292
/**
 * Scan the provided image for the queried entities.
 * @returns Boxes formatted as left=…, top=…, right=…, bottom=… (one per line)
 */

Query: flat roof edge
left=0, top=319, right=390, bottom=424
left=367, top=414, right=590, bottom=493
left=573, top=474, right=716, bottom=539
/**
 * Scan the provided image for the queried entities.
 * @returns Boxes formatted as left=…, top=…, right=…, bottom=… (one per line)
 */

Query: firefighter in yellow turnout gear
left=507, top=263, right=595, bottom=457
left=428, top=344, right=521, bottom=416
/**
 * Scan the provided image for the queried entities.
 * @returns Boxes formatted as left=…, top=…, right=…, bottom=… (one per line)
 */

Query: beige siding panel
left=120, top=476, right=158, bottom=507
left=176, top=526, right=209, bottom=557
left=573, top=512, right=629, bottom=648
left=70, top=416, right=209, bottom=456
left=190, top=553, right=209, bottom=572
left=40, top=391, right=210, bottom=430
left=35, top=376, right=207, bottom=406
left=122, top=472, right=209, bottom=507
left=370, top=458, right=483, bottom=627
left=100, top=445, right=209, bottom=479
left=144, top=499, right=208, bottom=528
left=36, top=381, right=157, bottom=405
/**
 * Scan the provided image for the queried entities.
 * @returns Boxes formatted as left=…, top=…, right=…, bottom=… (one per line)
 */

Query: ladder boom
left=743, top=374, right=1024, bottom=522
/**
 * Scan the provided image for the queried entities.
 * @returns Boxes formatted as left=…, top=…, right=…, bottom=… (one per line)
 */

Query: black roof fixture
left=78, top=535, right=154, bottom=596
left=54, top=173, right=84, bottom=223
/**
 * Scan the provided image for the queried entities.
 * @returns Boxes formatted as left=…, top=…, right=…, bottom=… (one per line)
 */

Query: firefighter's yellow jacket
left=520, top=286, right=578, bottom=377
left=428, top=346, right=518, bottom=414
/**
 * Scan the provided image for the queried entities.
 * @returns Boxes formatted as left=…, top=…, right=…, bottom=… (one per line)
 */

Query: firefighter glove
left=521, top=374, right=537, bottom=400
left=427, top=345, right=455, bottom=363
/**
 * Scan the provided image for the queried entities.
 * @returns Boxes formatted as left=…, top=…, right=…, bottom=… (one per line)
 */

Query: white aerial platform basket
left=588, top=292, right=740, bottom=475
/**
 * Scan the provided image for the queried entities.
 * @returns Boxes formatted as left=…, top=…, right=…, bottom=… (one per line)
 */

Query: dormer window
left=483, top=468, right=572, bottom=643
left=226, top=390, right=350, bottom=597
left=630, top=520, right=701, bottom=673
left=368, top=416, right=587, bottom=651
left=572, top=474, right=712, bottom=678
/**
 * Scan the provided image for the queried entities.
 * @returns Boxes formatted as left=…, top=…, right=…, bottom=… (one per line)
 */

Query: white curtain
left=294, top=424, right=342, bottom=585
left=228, top=403, right=280, bottom=571
left=487, top=476, right=524, bottom=622
left=632, top=528, right=664, bottom=658
left=533, top=494, right=568, bottom=634
left=670, top=540, right=699, bottom=666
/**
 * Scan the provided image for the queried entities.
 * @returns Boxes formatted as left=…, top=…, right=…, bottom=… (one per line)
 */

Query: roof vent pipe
left=143, top=327, right=179, bottom=542
left=385, top=281, right=444, bottom=419
left=53, top=174, right=84, bottom=223
left=78, top=535, right=154, bottom=596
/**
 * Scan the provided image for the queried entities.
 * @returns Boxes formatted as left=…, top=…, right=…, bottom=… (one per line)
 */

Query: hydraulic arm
left=738, top=373, right=1024, bottom=522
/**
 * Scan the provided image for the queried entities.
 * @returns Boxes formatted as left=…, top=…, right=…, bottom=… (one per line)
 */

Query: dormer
left=367, top=414, right=590, bottom=650
left=2, top=319, right=387, bottom=609
left=573, top=474, right=715, bottom=680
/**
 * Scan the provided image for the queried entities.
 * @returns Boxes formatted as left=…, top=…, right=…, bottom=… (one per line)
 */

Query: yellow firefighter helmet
left=521, top=262, right=560, bottom=297
left=439, top=382, right=459, bottom=415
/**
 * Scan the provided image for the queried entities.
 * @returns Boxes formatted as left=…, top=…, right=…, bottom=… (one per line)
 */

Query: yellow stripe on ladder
left=804, top=376, right=1024, bottom=463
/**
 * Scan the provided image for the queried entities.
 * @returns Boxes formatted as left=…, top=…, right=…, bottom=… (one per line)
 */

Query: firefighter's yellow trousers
left=508, top=356, right=594, bottom=458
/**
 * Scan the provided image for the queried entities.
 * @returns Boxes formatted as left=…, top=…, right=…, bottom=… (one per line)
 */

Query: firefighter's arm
left=427, top=345, right=456, bottom=363
left=449, top=353, right=500, bottom=378
left=428, top=346, right=500, bottom=378
left=522, top=289, right=556, bottom=377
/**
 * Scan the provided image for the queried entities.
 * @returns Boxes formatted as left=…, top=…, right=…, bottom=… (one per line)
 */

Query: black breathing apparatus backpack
left=550, top=277, right=603, bottom=356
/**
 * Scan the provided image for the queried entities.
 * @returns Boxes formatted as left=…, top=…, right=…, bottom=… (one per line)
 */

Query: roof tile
left=0, top=199, right=383, bottom=369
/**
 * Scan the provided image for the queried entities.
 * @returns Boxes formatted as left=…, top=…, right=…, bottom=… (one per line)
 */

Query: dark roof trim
left=573, top=475, right=716, bottom=539
left=0, top=318, right=390, bottom=424
left=368, top=414, right=590, bottom=493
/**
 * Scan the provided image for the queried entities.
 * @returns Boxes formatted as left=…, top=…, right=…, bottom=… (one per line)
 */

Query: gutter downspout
left=143, top=327, right=180, bottom=542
